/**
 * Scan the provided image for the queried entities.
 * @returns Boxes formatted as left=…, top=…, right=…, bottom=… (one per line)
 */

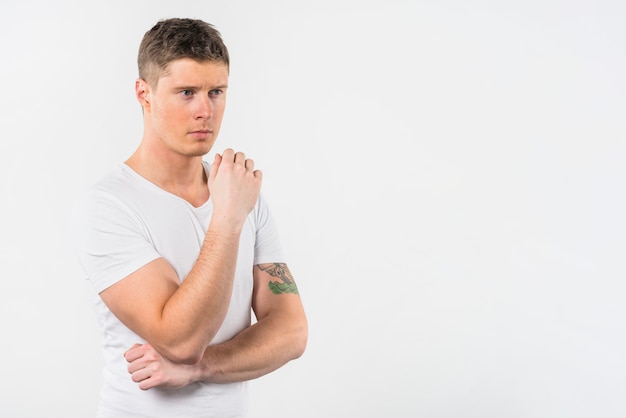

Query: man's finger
left=234, top=151, right=246, bottom=164
left=124, top=343, right=144, bottom=362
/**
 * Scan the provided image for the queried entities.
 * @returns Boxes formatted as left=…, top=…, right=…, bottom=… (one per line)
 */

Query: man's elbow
left=171, top=352, right=204, bottom=366
left=291, top=319, right=308, bottom=359
left=159, top=342, right=206, bottom=365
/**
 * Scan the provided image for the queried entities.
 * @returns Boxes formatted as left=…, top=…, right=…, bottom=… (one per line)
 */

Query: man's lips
left=189, top=129, right=213, bottom=138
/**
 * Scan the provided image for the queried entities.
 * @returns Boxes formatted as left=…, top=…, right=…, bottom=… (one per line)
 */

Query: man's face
left=140, top=58, right=229, bottom=157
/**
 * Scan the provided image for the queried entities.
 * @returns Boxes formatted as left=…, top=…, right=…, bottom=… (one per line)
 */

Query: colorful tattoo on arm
left=256, top=263, right=299, bottom=295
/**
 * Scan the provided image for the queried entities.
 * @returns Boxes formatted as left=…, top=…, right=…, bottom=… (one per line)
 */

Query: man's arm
left=200, top=262, right=308, bottom=383
left=101, top=150, right=262, bottom=365
left=125, top=262, right=308, bottom=389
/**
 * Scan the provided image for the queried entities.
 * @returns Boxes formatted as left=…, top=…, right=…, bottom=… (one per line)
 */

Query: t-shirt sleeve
left=70, top=188, right=161, bottom=294
left=252, top=193, right=286, bottom=265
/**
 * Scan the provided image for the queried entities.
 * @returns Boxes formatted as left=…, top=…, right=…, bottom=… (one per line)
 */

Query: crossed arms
left=120, top=261, right=307, bottom=390
left=99, top=150, right=307, bottom=389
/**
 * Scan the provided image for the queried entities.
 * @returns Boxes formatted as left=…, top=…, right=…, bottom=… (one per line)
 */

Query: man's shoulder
left=73, top=164, right=142, bottom=216
left=86, top=163, right=161, bottom=199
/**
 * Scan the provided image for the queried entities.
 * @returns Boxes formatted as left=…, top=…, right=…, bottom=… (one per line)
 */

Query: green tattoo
left=257, top=263, right=299, bottom=295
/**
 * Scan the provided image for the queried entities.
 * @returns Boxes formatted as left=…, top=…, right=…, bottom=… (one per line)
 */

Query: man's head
left=138, top=18, right=229, bottom=88
left=135, top=18, right=230, bottom=158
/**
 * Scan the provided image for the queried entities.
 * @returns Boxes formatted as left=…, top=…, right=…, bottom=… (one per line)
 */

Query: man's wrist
left=196, top=346, right=222, bottom=384
left=206, top=217, right=245, bottom=241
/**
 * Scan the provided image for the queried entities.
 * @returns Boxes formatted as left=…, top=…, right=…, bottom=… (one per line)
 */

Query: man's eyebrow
left=171, top=84, right=229, bottom=90
left=170, top=85, right=196, bottom=91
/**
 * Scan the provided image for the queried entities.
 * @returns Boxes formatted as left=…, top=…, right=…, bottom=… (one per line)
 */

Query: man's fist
left=208, top=148, right=262, bottom=229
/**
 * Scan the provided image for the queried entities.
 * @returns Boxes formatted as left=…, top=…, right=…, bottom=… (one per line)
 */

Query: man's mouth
left=189, top=129, right=213, bottom=138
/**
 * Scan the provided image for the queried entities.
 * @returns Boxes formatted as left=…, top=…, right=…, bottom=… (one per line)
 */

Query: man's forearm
left=125, top=316, right=305, bottom=391
left=157, top=225, right=241, bottom=361
left=196, top=312, right=308, bottom=383
left=124, top=296, right=307, bottom=389
left=100, top=225, right=242, bottom=365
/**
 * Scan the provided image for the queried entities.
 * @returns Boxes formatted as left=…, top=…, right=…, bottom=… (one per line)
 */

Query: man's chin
left=185, top=143, right=214, bottom=157
left=188, top=150, right=210, bottom=157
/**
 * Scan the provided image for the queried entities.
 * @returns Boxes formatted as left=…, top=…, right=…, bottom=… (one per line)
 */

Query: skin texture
left=99, top=58, right=307, bottom=380
left=125, top=262, right=307, bottom=389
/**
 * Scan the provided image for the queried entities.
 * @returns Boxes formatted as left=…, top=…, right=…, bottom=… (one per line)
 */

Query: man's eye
left=209, top=89, right=223, bottom=96
left=181, top=90, right=193, bottom=97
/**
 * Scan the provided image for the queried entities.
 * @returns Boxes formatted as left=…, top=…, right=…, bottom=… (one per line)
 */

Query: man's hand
left=208, top=148, right=262, bottom=229
left=125, top=343, right=199, bottom=390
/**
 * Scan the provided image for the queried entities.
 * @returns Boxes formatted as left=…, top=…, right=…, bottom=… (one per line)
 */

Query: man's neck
left=125, top=145, right=210, bottom=208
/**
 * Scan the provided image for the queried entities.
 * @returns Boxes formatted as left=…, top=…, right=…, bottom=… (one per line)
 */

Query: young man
left=71, top=18, right=307, bottom=417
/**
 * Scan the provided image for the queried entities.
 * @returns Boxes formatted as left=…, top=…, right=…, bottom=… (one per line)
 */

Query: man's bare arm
left=199, top=263, right=307, bottom=383
left=124, top=263, right=307, bottom=388
left=101, top=150, right=262, bottom=365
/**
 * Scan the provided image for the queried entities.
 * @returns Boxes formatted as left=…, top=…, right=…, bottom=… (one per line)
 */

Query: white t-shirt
left=71, top=162, right=285, bottom=418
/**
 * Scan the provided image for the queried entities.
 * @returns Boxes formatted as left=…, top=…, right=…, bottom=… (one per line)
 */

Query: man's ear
left=135, top=78, right=151, bottom=107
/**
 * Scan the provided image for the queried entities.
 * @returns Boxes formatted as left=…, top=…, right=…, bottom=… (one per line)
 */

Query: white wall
left=1, top=0, right=625, bottom=417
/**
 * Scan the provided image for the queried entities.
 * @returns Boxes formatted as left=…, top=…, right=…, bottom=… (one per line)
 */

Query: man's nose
left=196, top=95, right=213, bottom=119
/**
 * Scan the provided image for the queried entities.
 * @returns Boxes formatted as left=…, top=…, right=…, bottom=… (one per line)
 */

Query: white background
left=1, top=0, right=625, bottom=417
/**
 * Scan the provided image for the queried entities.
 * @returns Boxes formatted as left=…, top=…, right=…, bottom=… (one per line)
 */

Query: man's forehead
left=164, top=58, right=228, bottom=74
left=159, top=59, right=228, bottom=85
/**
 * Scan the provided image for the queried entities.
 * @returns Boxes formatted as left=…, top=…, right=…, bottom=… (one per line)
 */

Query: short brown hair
left=137, top=18, right=229, bottom=86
